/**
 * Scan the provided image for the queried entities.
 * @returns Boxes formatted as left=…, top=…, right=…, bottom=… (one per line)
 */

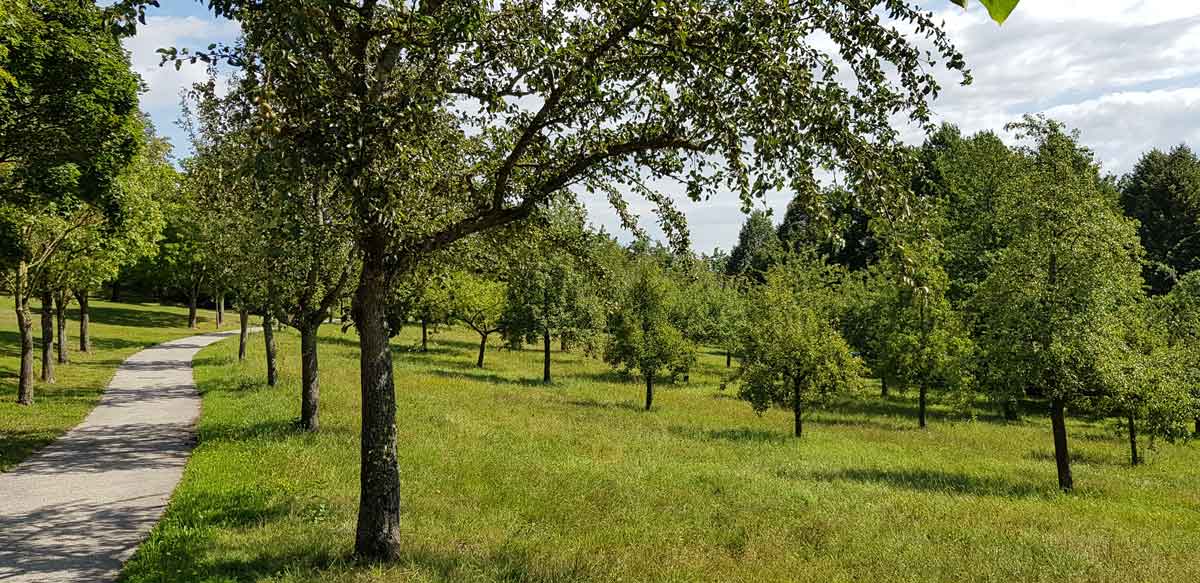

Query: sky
left=123, top=1, right=1200, bottom=253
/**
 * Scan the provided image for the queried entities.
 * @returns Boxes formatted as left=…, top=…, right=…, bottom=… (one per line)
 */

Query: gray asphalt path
left=0, top=330, right=252, bottom=582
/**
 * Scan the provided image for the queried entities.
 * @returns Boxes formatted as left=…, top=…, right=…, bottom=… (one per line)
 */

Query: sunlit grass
left=123, top=324, right=1200, bottom=582
left=0, top=296, right=238, bottom=471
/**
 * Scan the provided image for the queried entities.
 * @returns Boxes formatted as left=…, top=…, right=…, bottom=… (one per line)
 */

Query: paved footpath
left=0, top=330, right=250, bottom=582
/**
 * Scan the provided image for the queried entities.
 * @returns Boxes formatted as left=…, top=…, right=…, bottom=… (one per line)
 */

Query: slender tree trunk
left=353, top=254, right=402, bottom=561
left=263, top=310, right=278, bottom=386
left=15, top=263, right=34, bottom=404
left=40, top=290, right=54, bottom=383
left=187, top=287, right=198, bottom=329
left=918, top=383, right=927, bottom=429
left=542, top=328, right=551, bottom=384
left=1050, top=398, right=1073, bottom=491
left=110, top=278, right=121, bottom=302
left=299, top=320, right=320, bottom=432
left=74, top=290, right=90, bottom=353
left=644, top=373, right=654, bottom=411
left=477, top=333, right=488, bottom=368
left=1194, top=417, right=1199, bottom=436
left=238, top=307, right=249, bottom=362
left=725, top=349, right=731, bottom=368
left=793, top=376, right=803, bottom=438
left=216, top=291, right=225, bottom=328
left=54, top=291, right=68, bottom=365
left=880, top=376, right=888, bottom=397
left=420, top=317, right=428, bottom=352
left=1128, top=413, right=1140, bottom=466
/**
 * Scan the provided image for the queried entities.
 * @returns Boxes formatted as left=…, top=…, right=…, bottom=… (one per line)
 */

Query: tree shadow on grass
left=83, top=304, right=192, bottom=329
left=1025, top=448, right=1122, bottom=467
left=810, top=468, right=1048, bottom=498
left=668, top=425, right=791, bottom=444
left=427, top=368, right=547, bottom=389
left=0, top=429, right=56, bottom=473
left=562, top=397, right=642, bottom=412
left=394, top=544, right=600, bottom=583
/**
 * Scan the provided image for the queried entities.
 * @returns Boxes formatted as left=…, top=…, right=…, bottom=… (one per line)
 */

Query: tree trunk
left=542, top=328, right=551, bottom=384
left=880, top=376, right=888, bottom=397
left=263, top=310, right=278, bottom=386
left=1128, top=413, right=1140, bottom=466
left=54, top=291, right=68, bottom=365
left=15, top=263, right=34, bottom=404
left=1050, top=398, right=1073, bottom=491
left=216, top=291, right=225, bottom=328
left=918, top=383, right=927, bottom=429
left=40, top=290, right=54, bottom=383
left=299, top=320, right=321, bottom=432
left=353, top=254, right=402, bottom=561
left=420, top=317, right=428, bottom=352
left=476, top=333, right=488, bottom=368
left=793, top=376, right=803, bottom=438
left=1194, top=417, right=1199, bottom=437
left=187, top=287, right=198, bottom=329
left=110, top=278, right=121, bottom=302
left=644, top=373, right=654, bottom=411
left=74, top=290, right=90, bottom=353
left=1003, top=399, right=1019, bottom=421
left=238, top=307, right=249, bottom=361
left=725, top=349, right=731, bottom=368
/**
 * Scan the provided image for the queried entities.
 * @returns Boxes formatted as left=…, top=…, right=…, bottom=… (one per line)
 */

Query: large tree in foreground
left=166, top=0, right=967, bottom=559
left=973, top=117, right=1144, bottom=492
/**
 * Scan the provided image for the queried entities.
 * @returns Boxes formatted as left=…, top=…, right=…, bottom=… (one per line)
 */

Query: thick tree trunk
left=725, top=349, right=731, bottom=368
left=1050, top=398, right=1073, bottom=491
left=542, top=329, right=551, bottom=384
left=54, top=291, right=68, bottom=365
left=238, top=308, right=249, bottom=361
left=74, top=290, right=90, bottom=353
left=353, top=255, right=402, bottom=561
left=476, top=333, right=487, bottom=368
left=263, top=310, right=278, bottom=387
left=793, top=376, right=803, bottom=438
left=880, top=376, right=888, bottom=397
left=918, top=383, right=927, bottom=429
left=40, top=290, right=54, bottom=383
left=420, top=317, right=428, bottom=352
left=187, top=288, right=198, bottom=329
left=15, top=264, right=34, bottom=404
left=1128, top=413, right=1140, bottom=466
left=644, top=374, right=654, bottom=411
left=299, top=321, right=321, bottom=432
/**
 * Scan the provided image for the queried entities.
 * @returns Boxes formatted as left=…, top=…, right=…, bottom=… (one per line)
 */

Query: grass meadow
left=119, top=322, right=1200, bottom=582
left=0, top=297, right=236, bottom=471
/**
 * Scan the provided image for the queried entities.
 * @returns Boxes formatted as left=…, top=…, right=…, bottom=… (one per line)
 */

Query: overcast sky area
left=124, top=1, right=1200, bottom=253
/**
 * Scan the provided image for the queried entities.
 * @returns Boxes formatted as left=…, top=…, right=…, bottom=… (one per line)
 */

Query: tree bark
left=644, top=373, right=654, bottom=411
left=476, top=333, right=488, bottom=368
left=353, top=254, right=402, bottom=561
left=725, top=349, right=731, bottom=368
left=1050, top=398, right=1073, bottom=491
left=918, top=383, right=927, bottom=429
left=15, top=263, right=34, bottom=404
left=880, top=376, right=888, bottom=397
left=74, top=290, right=90, bottom=353
left=110, top=278, right=121, bottom=302
left=420, top=317, right=428, bottom=352
left=40, top=290, right=54, bottom=383
left=1194, top=417, right=1199, bottom=437
left=187, top=287, right=199, bottom=329
left=793, top=376, right=803, bottom=438
left=298, top=320, right=321, bottom=432
left=263, top=310, right=278, bottom=386
left=238, top=307, right=249, bottom=361
left=216, top=291, right=225, bottom=328
left=54, top=291, right=69, bottom=365
left=542, top=328, right=551, bottom=384
left=1128, top=413, right=1140, bottom=466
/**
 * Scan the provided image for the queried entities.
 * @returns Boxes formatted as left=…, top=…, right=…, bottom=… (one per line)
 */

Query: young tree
left=605, top=260, right=696, bottom=410
left=726, top=210, right=780, bottom=281
left=739, top=257, right=864, bottom=437
left=162, top=0, right=969, bottom=558
left=1157, top=271, right=1200, bottom=436
left=448, top=272, right=507, bottom=369
left=973, top=117, right=1144, bottom=491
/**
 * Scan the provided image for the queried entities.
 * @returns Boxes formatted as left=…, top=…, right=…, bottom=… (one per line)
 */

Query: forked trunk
left=1128, top=413, right=1140, bottom=466
left=1050, top=398, right=1073, bottom=491
left=75, top=290, right=90, bottom=353
left=54, top=291, right=68, bottom=365
left=40, top=290, right=54, bottom=383
left=353, top=254, right=402, bottom=561
left=477, top=333, right=488, bottom=368
left=542, top=328, right=551, bottom=384
left=263, top=310, right=278, bottom=386
left=238, top=308, right=249, bottom=361
left=644, top=373, right=654, bottom=411
left=299, top=320, right=321, bottom=432
left=15, top=264, right=34, bottom=404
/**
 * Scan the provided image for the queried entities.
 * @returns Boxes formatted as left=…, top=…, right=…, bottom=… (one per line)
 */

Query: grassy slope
left=0, top=297, right=236, bottom=471
left=123, top=325, right=1200, bottom=582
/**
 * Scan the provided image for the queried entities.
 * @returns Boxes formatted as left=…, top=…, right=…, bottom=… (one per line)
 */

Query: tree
left=726, top=210, right=780, bottom=281
left=447, top=272, right=507, bottom=368
left=739, top=255, right=865, bottom=437
left=163, top=0, right=968, bottom=558
left=778, top=186, right=878, bottom=272
left=605, top=260, right=696, bottom=411
left=973, top=117, right=1144, bottom=491
left=1157, top=271, right=1200, bottom=436
left=0, top=0, right=142, bottom=404
left=1119, top=145, right=1200, bottom=295
left=504, top=251, right=590, bottom=384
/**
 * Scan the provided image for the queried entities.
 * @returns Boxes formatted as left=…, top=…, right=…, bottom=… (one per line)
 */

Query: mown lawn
left=0, top=297, right=236, bottom=471
left=123, top=324, right=1200, bottom=582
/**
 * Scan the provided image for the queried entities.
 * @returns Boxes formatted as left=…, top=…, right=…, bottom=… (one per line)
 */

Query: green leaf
left=952, top=0, right=1019, bottom=24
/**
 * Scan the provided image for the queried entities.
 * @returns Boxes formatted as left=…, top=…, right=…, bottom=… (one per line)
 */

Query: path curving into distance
left=0, top=329, right=256, bottom=583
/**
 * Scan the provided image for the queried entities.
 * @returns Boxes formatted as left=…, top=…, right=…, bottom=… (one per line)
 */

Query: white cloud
left=123, top=16, right=240, bottom=111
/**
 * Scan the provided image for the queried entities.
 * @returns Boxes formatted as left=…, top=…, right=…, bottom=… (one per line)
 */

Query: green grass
left=122, top=324, right=1200, bottom=582
left=0, top=296, right=237, bottom=471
